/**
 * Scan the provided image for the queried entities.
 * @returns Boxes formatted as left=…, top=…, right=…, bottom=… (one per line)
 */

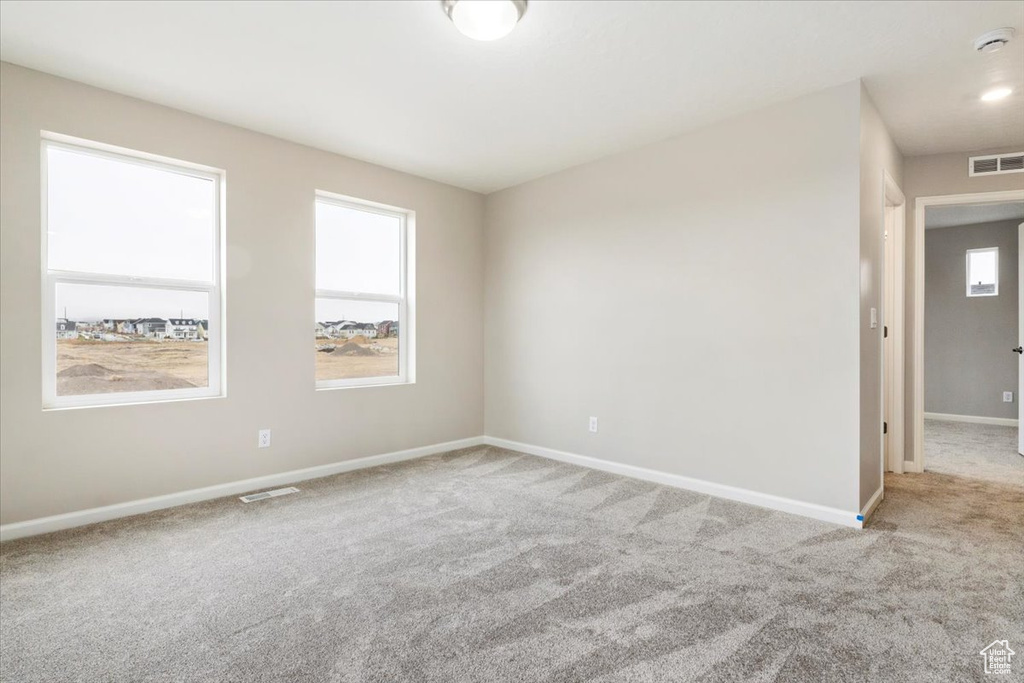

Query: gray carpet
left=925, top=418, right=1024, bottom=485
left=2, top=445, right=1022, bottom=682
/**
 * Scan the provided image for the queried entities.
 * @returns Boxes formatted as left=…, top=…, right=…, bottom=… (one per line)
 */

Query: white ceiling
left=1, top=1, right=1022, bottom=193
left=926, top=201, right=1024, bottom=229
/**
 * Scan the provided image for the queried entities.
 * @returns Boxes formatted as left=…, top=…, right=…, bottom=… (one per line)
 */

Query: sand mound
left=332, top=342, right=377, bottom=357
left=57, top=370, right=198, bottom=396
left=57, top=363, right=116, bottom=378
left=347, top=335, right=369, bottom=345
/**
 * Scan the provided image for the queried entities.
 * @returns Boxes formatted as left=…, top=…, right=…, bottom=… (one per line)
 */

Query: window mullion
left=49, top=270, right=216, bottom=293
left=315, top=289, right=402, bottom=304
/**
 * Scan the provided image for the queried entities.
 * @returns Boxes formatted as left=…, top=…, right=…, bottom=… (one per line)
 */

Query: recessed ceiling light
left=981, top=87, right=1013, bottom=102
left=442, top=0, right=526, bottom=42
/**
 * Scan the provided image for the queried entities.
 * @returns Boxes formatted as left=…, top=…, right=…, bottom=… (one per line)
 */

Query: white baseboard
left=0, top=436, right=485, bottom=543
left=860, top=486, right=884, bottom=523
left=483, top=436, right=863, bottom=529
left=925, top=412, right=1018, bottom=427
left=1, top=433, right=872, bottom=541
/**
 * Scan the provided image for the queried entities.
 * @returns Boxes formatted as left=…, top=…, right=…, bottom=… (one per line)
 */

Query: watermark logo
left=980, top=640, right=1015, bottom=675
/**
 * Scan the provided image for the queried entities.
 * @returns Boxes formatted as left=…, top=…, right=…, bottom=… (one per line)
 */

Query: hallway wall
left=925, top=219, right=1018, bottom=420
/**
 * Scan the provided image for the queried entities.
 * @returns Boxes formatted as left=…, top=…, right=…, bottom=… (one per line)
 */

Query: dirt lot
left=56, top=338, right=208, bottom=396
left=56, top=335, right=399, bottom=395
left=316, top=336, right=398, bottom=381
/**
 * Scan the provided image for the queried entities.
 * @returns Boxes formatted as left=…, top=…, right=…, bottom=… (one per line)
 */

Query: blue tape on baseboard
left=856, top=514, right=864, bottom=521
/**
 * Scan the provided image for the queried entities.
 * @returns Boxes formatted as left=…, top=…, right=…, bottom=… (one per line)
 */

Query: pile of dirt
left=57, top=363, right=116, bottom=378
left=57, top=370, right=198, bottom=396
left=347, top=335, right=369, bottom=345
left=331, top=342, right=377, bottom=357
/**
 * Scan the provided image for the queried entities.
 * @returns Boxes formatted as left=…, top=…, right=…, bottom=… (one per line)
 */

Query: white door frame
left=883, top=172, right=906, bottom=475
left=1019, top=222, right=1023, bottom=456
left=912, top=189, right=1024, bottom=471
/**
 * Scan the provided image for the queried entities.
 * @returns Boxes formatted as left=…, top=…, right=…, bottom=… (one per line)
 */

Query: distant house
left=134, top=318, right=167, bottom=338
left=166, top=318, right=201, bottom=340
left=102, top=318, right=137, bottom=334
left=337, top=322, right=378, bottom=340
left=377, top=320, right=397, bottom=337
left=315, top=320, right=381, bottom=339
left=55, top=318, right=78, bottom=340
left=331, top=320, right=356, bottom=335
left=320, top=320, right=355, bottom=338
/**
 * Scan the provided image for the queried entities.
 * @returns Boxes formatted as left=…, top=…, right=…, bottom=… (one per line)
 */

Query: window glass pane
left=47, top=146, right=216, bottom=281
left=316, top=201, right=400, bottom=295
left=315, top=299, right=399, bottom=382
left=968, top=249, right=997, bottom=296
left=55, top=283, right=210, bottom=396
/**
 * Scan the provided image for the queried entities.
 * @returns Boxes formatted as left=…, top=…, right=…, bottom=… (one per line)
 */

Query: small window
left=42, top=136, right=223, bottom=408
left=315, top=193, right=412, bottom=388
left=966, top=247, right=998, bottom=297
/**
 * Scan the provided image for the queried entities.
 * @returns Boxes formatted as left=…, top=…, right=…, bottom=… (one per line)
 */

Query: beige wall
left=903, top=150, right=1024, bottom=462
left=0, top=63, right=485, bottom=524
left=1, top=61, right=957, bottom=528
left=858, top=85, right=904, bottom=509
left=485, top=82, right=864, bottom=513
left=925, top=220, right=1018, bottom=419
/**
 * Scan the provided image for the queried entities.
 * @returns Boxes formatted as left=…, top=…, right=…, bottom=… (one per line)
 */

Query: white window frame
left=965, top=246, right=999, bottom=298
left=41, top=134, right=225, bottom=409
left=315, top=191, right=414, bottom=390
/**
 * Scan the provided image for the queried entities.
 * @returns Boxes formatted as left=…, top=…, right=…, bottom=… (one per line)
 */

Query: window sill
left=316, top=378, right=414, bottom=392
left=43, top=392, right=225, bottom=412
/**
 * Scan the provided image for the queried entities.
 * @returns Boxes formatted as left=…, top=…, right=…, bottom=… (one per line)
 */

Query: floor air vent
left=970, top=152, right=1024, bottom=176
left=239, top=487, right=299, bottom=503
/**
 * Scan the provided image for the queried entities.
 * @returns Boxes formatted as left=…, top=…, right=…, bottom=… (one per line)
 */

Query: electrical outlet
left=258, top=429, right=271, bottom=448
left=1004, top=391, right=1014, bottom=403
left=589, top=416, right=598, bottom=433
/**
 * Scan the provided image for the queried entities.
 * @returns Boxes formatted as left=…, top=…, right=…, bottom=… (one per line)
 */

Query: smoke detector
left=974, top=28, right=1015, bottom=54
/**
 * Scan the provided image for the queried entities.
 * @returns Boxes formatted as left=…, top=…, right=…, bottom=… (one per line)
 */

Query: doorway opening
left=913, top=190, right=1024, bottom=481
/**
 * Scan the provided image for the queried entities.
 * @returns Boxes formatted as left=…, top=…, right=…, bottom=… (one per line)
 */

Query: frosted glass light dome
left=444, top=0, right=526, bottom=42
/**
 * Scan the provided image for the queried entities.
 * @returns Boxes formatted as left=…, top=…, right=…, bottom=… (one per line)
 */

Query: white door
left=1019, top=223, right=1023, bottom=455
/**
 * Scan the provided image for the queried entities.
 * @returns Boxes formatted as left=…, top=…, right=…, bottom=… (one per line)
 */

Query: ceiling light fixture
left=981, top=87, right=1013, bottom=102
left=442, top=0, right=526, bottom=41
left=974, top=27, right=1015, bottom=53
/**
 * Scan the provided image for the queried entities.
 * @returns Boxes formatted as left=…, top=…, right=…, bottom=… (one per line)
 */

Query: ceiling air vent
left=970, top=152, right=1024, bottom=176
